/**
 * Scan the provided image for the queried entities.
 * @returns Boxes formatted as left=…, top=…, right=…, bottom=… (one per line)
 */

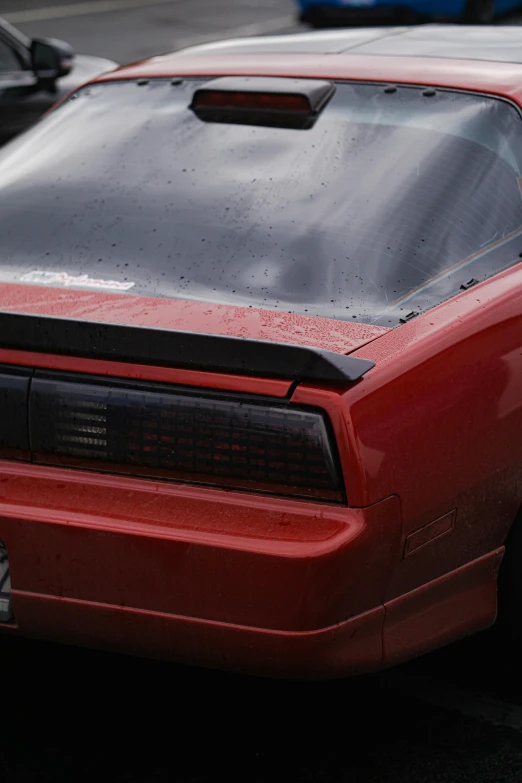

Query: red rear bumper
left=0, top=462, right=501, bottom=678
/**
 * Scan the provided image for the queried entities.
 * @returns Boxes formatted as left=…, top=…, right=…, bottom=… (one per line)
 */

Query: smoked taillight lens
left=29, top=375, right=345, bottom=502
left=0, top=368, right=31, bottom=457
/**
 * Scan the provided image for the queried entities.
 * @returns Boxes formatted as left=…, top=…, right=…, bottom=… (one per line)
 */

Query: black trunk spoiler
left=0, top=311, right=375, bottom=383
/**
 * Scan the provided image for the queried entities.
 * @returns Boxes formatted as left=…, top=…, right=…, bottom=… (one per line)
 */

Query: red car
left=1, top=25, right=522, bottom=678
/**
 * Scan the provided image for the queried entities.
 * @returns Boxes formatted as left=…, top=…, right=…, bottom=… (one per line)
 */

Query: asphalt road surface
left=4, top=627, right=522, bottom=782
left=2, top=0, right=302, bottom=64
left=3, top=1, right=522, bottom=782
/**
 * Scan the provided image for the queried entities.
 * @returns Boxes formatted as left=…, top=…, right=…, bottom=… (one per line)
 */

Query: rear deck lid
left=0, top=284, right=385, bottom=384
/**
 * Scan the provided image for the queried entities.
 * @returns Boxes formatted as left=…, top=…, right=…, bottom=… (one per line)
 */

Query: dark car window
left=0, top=78, right=522, bottom=325
left=0, top=37, right=22, bottom=73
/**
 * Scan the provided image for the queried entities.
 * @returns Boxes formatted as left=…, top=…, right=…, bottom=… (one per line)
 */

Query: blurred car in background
left=297, top=0, right=519, bottom=25
left=0, top=18, right=116, bottom=144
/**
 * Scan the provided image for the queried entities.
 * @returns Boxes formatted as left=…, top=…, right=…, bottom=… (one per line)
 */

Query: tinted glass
left=1, top=78, right=521, bottom=325
left=0, top=38, right=21, bottom=73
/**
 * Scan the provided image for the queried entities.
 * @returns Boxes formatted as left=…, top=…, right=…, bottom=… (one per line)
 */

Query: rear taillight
left=26, top=374, right=345, bottom=502
left=0, top=368, right=30, bottom=457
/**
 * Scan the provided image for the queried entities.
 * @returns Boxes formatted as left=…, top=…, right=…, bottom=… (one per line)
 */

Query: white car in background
left=0, top=17, right=116, bottom=144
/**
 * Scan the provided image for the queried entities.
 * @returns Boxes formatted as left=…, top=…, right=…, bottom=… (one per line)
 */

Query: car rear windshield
left=1, top=78, right=522, bottom=325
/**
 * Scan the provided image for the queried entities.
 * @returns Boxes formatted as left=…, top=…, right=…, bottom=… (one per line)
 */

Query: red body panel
left=98, top=53, right=522, bottom=108
left=11, top=595, right=385, bottom=679
left=350, top=263, right=522, bottom=601
left=0, top=463, right=401, bottom=632
left=1, top=49, right=521, bottom=676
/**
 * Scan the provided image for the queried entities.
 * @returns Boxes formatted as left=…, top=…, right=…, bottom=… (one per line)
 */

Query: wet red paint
left=0, top=283, right=387, bottom=355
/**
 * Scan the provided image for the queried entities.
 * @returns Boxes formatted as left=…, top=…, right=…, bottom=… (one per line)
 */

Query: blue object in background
left=297, top=0, right=520, bottom=24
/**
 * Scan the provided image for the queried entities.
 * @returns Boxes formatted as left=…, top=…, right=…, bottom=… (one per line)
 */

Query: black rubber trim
left=0, top=312, right=375, bottom=383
